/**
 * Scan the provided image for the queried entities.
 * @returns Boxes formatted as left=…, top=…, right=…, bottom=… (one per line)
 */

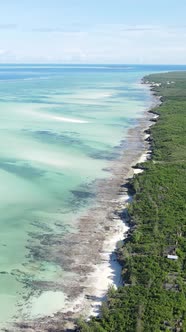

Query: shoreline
left=76, top=71, right=186, bottom=331
left=73, top=114, right=161, bottom=322
left=64, top=82, right=161, bottom=326
left=13, top=80, right=160, bottom=332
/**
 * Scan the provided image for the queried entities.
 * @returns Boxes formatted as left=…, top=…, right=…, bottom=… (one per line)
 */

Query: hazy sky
left=0, top=0, right=186, bottom=64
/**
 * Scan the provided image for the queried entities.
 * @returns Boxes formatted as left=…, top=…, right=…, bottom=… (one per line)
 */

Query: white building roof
left=167, top=255, right=178, bottom=260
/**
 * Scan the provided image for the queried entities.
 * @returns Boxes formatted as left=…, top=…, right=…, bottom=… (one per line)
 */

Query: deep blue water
left=0, top=64, right=186, bottom=81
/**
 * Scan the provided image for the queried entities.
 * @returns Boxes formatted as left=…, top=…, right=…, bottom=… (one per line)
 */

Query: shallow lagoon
left=0, top=64, right=163, bottom=325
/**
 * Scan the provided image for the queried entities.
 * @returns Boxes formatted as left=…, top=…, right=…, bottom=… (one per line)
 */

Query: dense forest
left=76, top=72, right=186, bottom=332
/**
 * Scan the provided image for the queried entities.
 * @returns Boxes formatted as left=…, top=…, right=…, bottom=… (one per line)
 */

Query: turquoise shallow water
left=0, top=64, right=185, bottom=326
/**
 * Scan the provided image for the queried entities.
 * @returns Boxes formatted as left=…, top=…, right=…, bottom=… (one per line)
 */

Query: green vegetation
left=77, top=72, right=186, bottom=332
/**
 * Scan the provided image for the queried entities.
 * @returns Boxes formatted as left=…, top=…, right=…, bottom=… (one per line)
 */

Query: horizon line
left=0, top=63, right=186, bottom=66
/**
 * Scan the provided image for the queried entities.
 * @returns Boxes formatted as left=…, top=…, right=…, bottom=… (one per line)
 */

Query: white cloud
left=0, top=49, right=12, bottom=57
left=1, top=24, right=186, bottom=64
left=0, top=49, right=7, bottom=55
left=0, top=24, right=17, bottom=30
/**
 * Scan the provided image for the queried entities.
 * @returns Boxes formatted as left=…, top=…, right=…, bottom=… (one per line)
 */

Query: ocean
left=0, top=64, right=185, bottom=327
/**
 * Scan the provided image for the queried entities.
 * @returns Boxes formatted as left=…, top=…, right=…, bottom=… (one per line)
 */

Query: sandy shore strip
left=63, top=113, right=160, bottom=322
left=11, top=86, right=160, bottom=332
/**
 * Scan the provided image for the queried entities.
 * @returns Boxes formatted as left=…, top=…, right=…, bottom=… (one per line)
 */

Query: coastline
left=13, top=80, right=160, bottom=332
left=77, top=71, right=186, bottom=331
left=64, top=82, right=161, bottom=328
left=71, top=112, right=161, bottom=323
